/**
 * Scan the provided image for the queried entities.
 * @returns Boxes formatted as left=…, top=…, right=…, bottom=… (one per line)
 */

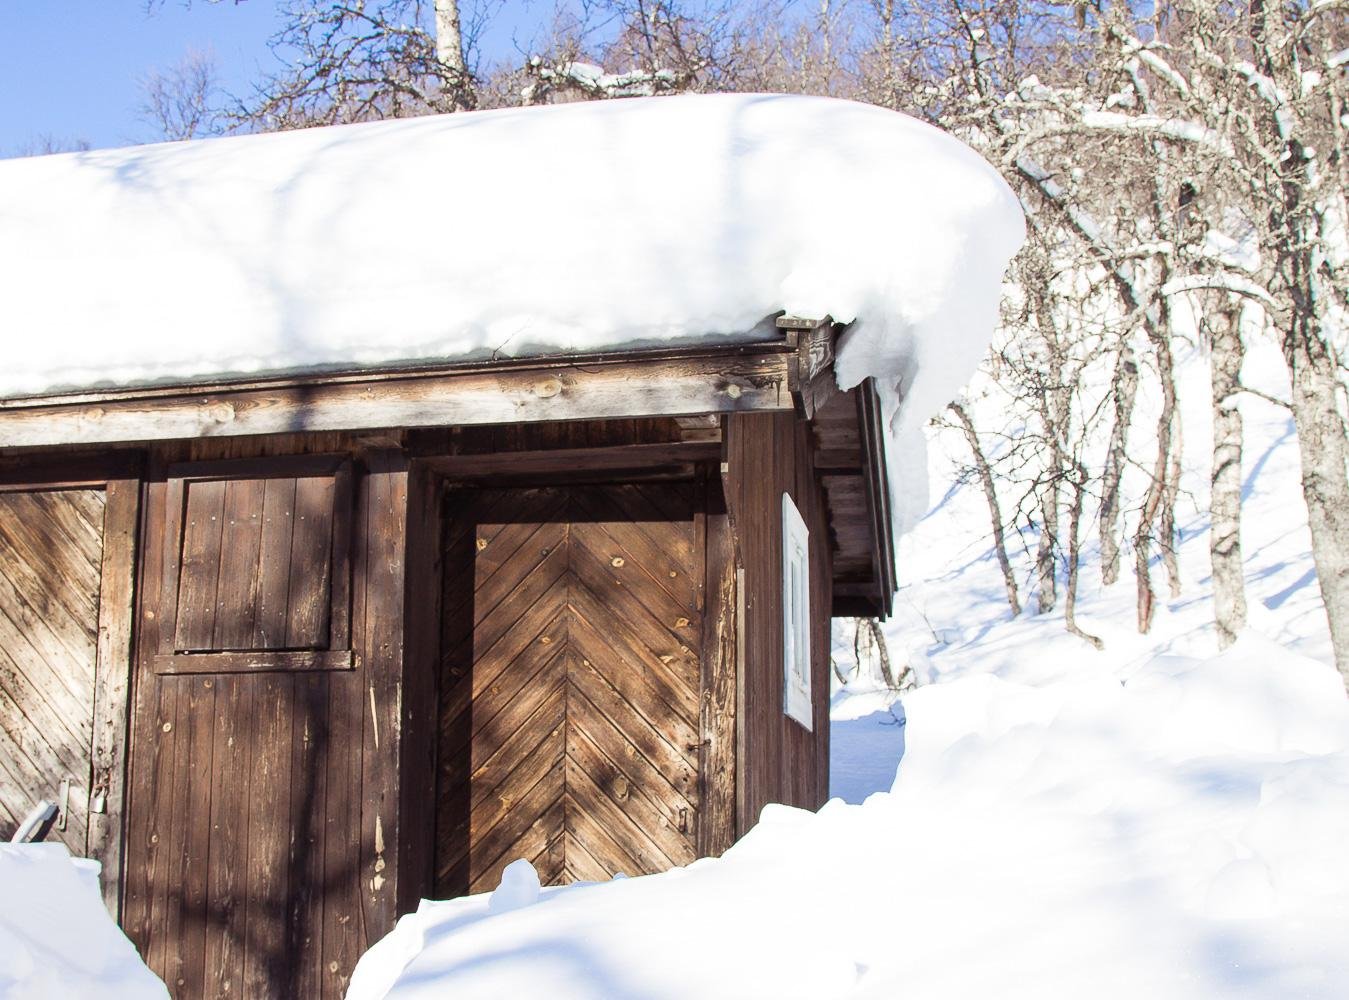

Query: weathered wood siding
left=724, top=412, right=833, bottom=830
left=122, top=437, right=422, bottom=1000
left=0, top=463, right=139, bottom=915
left=0, top=489, right=105, bottom=851
left=436, top=482, right=706, bottom=893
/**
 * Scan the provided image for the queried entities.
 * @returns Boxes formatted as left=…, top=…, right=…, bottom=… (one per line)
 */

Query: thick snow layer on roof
left=0, top=95, right=1020, bottom=462
left=0, top=844, right=169, bottom=999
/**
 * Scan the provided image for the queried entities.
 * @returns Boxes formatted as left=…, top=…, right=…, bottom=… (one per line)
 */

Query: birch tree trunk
left=1135, top=331, right=1179, bottom=634
left=1208, top=298, right=1248, bottom=649
left=1284, top=309, right=1349, bottom=679
left=854, top=617, right=898, bottom=689
left=1065, top=460, right=1104, bottom=649
left=950, top=401, right=1022, bottom=616
left=1161, top=411, right=1183, bottom=599
left=1036, top=450, right=1060, bottom=614
left=1101, top=345, right=1139, bottom=586
left=434, top=0, right=473, bottom=109
left=1253, top=7, right=1349, bottom=683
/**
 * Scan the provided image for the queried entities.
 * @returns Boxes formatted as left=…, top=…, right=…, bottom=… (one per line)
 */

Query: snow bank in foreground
left=0, top=94, right=1022, bottom=524
left=348, top=635, right=1349, bottom=1000
left=0, top=844, right=168, bottom=1000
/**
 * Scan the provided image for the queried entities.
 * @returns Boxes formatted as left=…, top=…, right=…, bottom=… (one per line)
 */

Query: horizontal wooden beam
left=832, top=595, right=885, bottom=618
left=0, top=345, right=794, bottom=450
left=812, top=449, right=864, bottom=474
left=153, top=650, right=356, bottom=675
left=424, top=441, right=722, bottom=479
left=0, top=451, right=144, bottom=490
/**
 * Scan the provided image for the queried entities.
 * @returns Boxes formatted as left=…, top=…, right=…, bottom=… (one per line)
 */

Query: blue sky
left=0, top=2, right=289, bottom=153
left=0, top=1, right=549, bottom=156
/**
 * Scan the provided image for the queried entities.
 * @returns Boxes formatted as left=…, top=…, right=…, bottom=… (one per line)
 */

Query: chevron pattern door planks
left=437, top=483, right=704, bottom=895
left=0, top=488, right=105, bottom=852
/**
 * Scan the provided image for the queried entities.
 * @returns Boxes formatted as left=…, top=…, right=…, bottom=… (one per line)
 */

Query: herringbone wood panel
left=437, top=484, right=702, bottom=896
left=0, top=489, right=105, bottom=851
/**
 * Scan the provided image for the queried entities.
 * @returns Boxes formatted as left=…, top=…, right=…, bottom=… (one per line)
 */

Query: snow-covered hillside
left=349, top=336, right=1349, bottom=999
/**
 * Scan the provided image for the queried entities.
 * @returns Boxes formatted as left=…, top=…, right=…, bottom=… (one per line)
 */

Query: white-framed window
left=782, top=493, right=812, bottom=731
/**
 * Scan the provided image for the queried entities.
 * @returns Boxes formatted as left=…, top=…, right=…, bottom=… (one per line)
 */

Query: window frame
left=152, top=453, right=355, bottom=675
left=781, top=492, right=813, bottom=731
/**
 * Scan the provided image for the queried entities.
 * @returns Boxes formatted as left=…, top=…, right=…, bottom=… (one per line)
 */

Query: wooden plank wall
left=121, top=433, right=424, bottom=1000
left=0, top=465, right=139, bottom=916
left=723, top=412, right=833, bottom=830
left=397, top=459, right=441, bottom=916
left=0, top=488, right=105, bottom=853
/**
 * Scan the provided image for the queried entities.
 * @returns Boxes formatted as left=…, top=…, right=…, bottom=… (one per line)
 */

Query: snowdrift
left=348, top=635, right=1349, bottom=1000
left=0, top=844, right=168, bottom=999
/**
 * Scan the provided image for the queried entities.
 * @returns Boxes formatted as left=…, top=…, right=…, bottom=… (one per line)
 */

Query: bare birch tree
left=1093, top=0, right=1349, bottom=676
left=233, top=0, right=477, bottom=129
left=1203, top=294, right=1249, bottom=647
left=1100, top=345, right=1139, bottom=585
left=949, top=399, right=1022, bottom=616
left=139, top=46, right=219, bottom=140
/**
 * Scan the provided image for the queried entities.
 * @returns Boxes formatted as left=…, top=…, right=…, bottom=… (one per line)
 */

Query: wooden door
left=123, top=455, right=367, bottom=1000
left=0, top=471, right=138, bottom=913
left=437, top=483, right=705, bottom=894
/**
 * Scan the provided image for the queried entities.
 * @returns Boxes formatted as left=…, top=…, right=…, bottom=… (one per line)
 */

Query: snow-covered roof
left=0, top=94, right=1022, bottom=526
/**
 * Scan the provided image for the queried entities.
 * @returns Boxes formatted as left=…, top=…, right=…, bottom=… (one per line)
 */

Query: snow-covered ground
left=351, top=334, right=1349, bottom=999
left=0, top=844, right=169, bottom=1000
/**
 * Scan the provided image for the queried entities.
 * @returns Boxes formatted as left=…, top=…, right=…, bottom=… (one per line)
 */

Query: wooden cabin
left=0, top=316, right=895, bottom=998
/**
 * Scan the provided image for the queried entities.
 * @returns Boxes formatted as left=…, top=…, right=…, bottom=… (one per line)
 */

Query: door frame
left=0, top=452, right=143, bottom=917
left=430, top=458, right=739, bottom=880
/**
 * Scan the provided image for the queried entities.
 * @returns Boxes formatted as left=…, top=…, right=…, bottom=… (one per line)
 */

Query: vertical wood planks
left=89, top=476, right=141, bottom=918
left=212, top=479, right=265, bottom=651
left=286, top=475, right=336, bottom=649
left=123, top=470, right=169, bottom=962
left=397, top=460, right=441, bottom=915
left=123, top=446, right=413, bottom=999
left=179, top=675, right=218, bottom=995
left=697, top=476, right=737, bottom=858
left=173, top=481, right=226, bottom=652
left=358, top=451, right=409, bottom=959
left=288, top=671, right=330, bottom=999
left=158, top=458, right=352, bottom=657
left=244, top=673, right=293, bottom=996
left=722, top=411, right=832, bottom=829
left=203, top=674, right=249, bottom=999
left=254, top=477, right=298, bottom=650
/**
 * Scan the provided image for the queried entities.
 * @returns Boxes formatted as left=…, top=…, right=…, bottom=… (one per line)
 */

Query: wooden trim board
left=88, top=477, right=141, bottom=919
left=0, top=344, right=799, bottom=449
left=422, top=441, right=722, bottom=479
left=152, top=651, right=357, bottom=674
